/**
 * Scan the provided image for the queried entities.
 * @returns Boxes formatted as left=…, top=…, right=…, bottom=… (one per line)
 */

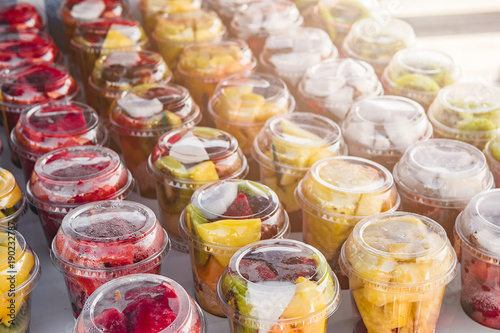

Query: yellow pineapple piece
left=188, top=161, right=219, bottom=181
left=103, top=29, right=135, bottom=48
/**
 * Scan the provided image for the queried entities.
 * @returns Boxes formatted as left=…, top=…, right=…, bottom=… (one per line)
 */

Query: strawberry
left=223, top=193, right=253, bottom=217
left=94, top=309, right=127, bottom=333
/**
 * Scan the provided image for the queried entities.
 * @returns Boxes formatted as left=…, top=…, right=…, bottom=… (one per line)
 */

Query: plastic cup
left=0, top=168, right=26, bottom=230
left=295, top=156, right=400, bottom=288
left=342, top=96, right=433, bottom=171
left=176, top=39, right=257, bottom=114
left=340, top=212, right=458, bottom=333
left=230, top=0, right=303, bottom=57
left=152, top=9, right=226, bottom=71
left=312, top=0, right=379, bottom=48
left=260, top=27, right=338, bottom=93
left=73, top=274, right=206, bottom=333
left=455, top=189, right=500, bottom=329
left=393, top=138, right=494, bottom=242
left=252, top=112, right=348, bottom=231
left=27, top=146, right=134, bottom=247
left=297, top=58, right=383, bottom=123
left=139, top=0, right=202, bottom=35
left=484, top=135, right=500, bottom=187
left=0, top=3, right=45, bottom=32
left=208, top=72, right=295, bottom=157
left=212, top=0, right=260, bottom=27
left=51, top=200, right=170, bottom=318
left=71, top=17, right=148, bottom=84
left=148, top=127, right=248, bottom=251
left=110, top=83, right=202, bottom=198
left=10, top=101, right=108, bottom=184
left=428, top=82, right=500, bottom=150
left=217, top=239, right=340, bottom=332
left=0, top=226, right=41, bottom=333
left=342, top=17, right=416, bottom=77
left=180, top=180, right=290, bottom=316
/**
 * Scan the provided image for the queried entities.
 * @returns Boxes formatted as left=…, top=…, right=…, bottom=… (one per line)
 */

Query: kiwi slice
left=0, top=302, right=30, bottom=333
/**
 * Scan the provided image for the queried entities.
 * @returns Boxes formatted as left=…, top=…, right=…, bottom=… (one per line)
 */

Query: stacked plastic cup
left=484, top=135, right=500, bottom=187
left=0, top=2, right=45, bottom=32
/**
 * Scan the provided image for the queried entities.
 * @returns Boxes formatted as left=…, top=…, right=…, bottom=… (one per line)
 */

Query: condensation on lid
left=218, top=73, right=287, bottom=102
left=396, top=49, right=456, bottom=75
left=439, top=82, right=500, bottom=114
left=353, top=96, right=424, bottom=124
left=0, top=62, right=70, bottom=91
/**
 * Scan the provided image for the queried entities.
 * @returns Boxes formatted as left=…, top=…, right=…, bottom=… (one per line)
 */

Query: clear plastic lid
left=0, top=31, right=61, bottom=69
left=340, top=212, right=457, bottom=290
left=342, top=96, right=433, bottom=154
left=71, top=18, right=148, bottom=51
left=253, top=112, right=348, bottom=171
left=27, top=146, right=133, bottom=211
left=178, top=39, right=256, bottom=78
left=298, top=58, right=383, bottom=121
left=11, top=101, right=108, bottom=159
left=148, top=127, right=248, bottom=183
left=260, top=27, right=338, bottom=86
left=485, top=134, right=500, bottom=164
left=215, top=0, right=260, bottom=22
left=0, top=168, right=26, bottom=226
left=0, top=3, right=45, bottom=31
left=140, top=0, right=202, bottom=16
left=217, top=239, right=340, bottom=330
left=109, top=83, right=201, bottom=134
left=52, top=200, right=169, bottom=274
left=296, top=156, right=399, bottom=221
left=61, top=0, right=127, bottom=24
left=394, top=139, right=494, bottom=205
left=456, top=189, right=500, bottom=261
left=315, top=0, right=379, bottom=28
left=0, top=62, right=79, bottom=107
left=209, top=72, right=295, bottom=125
left=90, top=51, right=172, bottom=94
left=73, top=274, right=205, bottom=333
left=342, top=18, right=416, bottom=73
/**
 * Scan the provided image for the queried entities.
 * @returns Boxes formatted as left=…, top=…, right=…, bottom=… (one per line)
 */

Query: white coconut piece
left=117, top=93, right=163, bottom=118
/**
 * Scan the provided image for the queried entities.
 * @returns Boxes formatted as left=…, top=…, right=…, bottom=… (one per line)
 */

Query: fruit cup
left=176, top=39, right=257, bottom=114
left=110, top=83, right=202, bottom=198
left=147, top=126, right=248, bottom=251
left=297, top=58, right=383, bottom=123
left=455, top=189, right=500, bottom=329
left=0, top=226, right=41, bottom=333
left=230, top=0, right=303, bottom=57
left=139, top=0, right=202, bottom=35
left=51, top=200, right=170, bottom=318
left=71, top=17, right=148, bottom=84
left=73, top=274, right=206, bottom=333
left=382, top=48, right=461, bottom=110
left=259, top=27, right=338, bottom=94
left=0, top=3, right=44, bottom=32
left=484, top=135, right=500, bottom=187
left=27, top=145, right=134, bottom=246
left=0, top=168, right=26, bottom=230
left=340, top=212, right=458, bottom=333
left=393, top=138, right=494, bottom=242
left=180, top=179, right=290, bottom=316
left=252, top=112, right=348, bottom=231
left=295, top=156, right=400, bottom=288
left=217, top=239, right=340, bottom=332
left=10, top=101, right=108, bottom=183
left=428, top=82, right=500, bottom=150
left=342, top=17, right=416, bottom=78
left=342, top=96, right=433, bottom=171
left=153, top=9, right=226, bottom=71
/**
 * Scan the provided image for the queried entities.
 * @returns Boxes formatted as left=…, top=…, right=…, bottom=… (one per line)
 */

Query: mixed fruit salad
left=0, top=168, right=26, bottom=229
left=0, top=3, right=44, bottom=32
left=139, top=0, right=202, bottom=34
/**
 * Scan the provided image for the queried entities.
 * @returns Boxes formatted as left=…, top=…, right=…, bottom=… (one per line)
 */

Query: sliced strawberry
left=239, top=259, right=277, bottom=282
left=223, top=193, right=253, bottom=217
left=94, top=308, right=127, bottom=333
left=167, top=133, right=183, bottom=144
left=473, top=300, right=500, bottom=318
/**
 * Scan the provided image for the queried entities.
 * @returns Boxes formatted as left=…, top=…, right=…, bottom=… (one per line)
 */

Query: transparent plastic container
left=484, top=135, right=500, bottom=187
left=295, top=156, right=400, bottom=288
left=0, top=30, right=61, bottom=70
left=297, top=58, right=383, bottom=123
left=152, top=9, right=226, bottom=71
left=260, top=27, right=338, bottom=91
left=180, top=180, right=290, bottom=316
left=51, top=200, right=170, bottom=318
left=110, top=83, right=202, bottom=198
left=177, top=39, right=257, bottom=113
left=252, top=112, right=348, bottom=231
left=139, top=0, right=202, bottom=35
left=342, top=17, right=416, bottom=77
left=382, top=48, right=461, bottom=110
left=0, top=226, right=41, bottom=333
left=0, top=2, right=45, bottom=32
left=10, top=101, right=108, bottom=183
left=73, top=274, right=206, bottom=333
left=0, top=168, right=26, bottom=230
left=455, top=189, right=500, bottom=330
left=27, top=146, right=134, bottom=246
left=208, top=72, right=295, bottom=156
left=71, top=17, right=148, bottom=83
left=428, top=82, right=500, bottom=150
left=342, top=96, right=433, bottom=171
left=393, top=138, right=494, bottom=241
left=340, top=212, right=458, bottom=333
left=217, top=239, right=340, bottom=332
left=230, top=0, right=303, bottom=56
left=147, top=127, right=248, bottom=251
left=213, top=0, right=260, bottom=27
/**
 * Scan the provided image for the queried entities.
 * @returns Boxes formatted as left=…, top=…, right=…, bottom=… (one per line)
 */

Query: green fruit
left=0, top=302, right=30, bottom=333
left=490, top=143, right=500, bottom=161
left=221, top=274, right=253, bottom=316
left=394, top=74, right=441, bottom=92
left=237, top=181, right=267, bottom=197
left=457, top=117, right=496, bottom=131
left=154, top=156, right=190, bottom=179
left=186, top=204, right=209, bottom=266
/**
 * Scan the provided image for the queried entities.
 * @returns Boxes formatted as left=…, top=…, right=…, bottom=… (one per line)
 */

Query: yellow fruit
left=280, top=119, right=322, bottom=141
left=282, top=277, right=326, bottom=318
left=394, top=74, right=441, bottom=92
left=188, top=161, right=219, bottom=181
left=355, top=193, right=385, bottom=216
left=102, top=29, right=135, bottom=48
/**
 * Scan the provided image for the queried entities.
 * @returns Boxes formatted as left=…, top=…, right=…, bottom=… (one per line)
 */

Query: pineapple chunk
left=188, top=161, right=219, bottom=181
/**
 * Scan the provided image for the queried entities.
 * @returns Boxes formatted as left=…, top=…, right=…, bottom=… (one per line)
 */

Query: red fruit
left=94, top=308, right=127, bottom=333
left=468, top=259, right=493, bottom=282
left=223, top=193, right=253, bottom=217
left=472, top=300, right=500, bottom=318
left=239, top=259, right=277, bottom=281
left=167, top=133, right=183, bottom=144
